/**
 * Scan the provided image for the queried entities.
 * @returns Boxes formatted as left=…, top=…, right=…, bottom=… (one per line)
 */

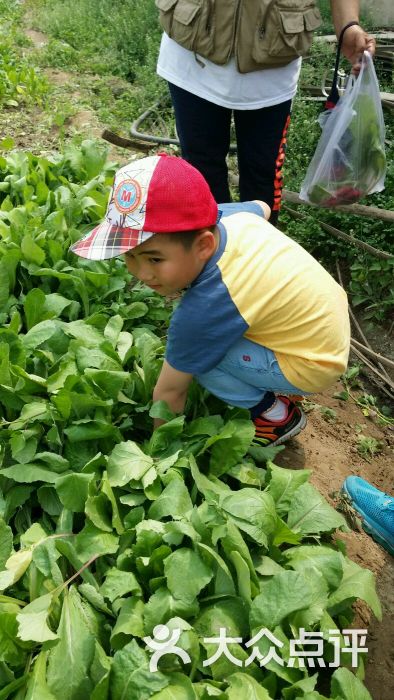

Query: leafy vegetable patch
left=0, top=144, right=380, bottom=699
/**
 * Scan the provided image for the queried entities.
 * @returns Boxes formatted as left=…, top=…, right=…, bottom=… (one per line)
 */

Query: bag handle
left=324, top=21, right=360, bottom=109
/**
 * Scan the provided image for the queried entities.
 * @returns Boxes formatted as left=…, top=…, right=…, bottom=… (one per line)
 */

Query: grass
left=25, top=0, right=162, bottom=84
left=1, top=0, right=393, bottom=327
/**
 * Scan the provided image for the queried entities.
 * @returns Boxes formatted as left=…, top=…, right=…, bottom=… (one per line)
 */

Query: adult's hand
left=341, top=24, right=376, bottom=73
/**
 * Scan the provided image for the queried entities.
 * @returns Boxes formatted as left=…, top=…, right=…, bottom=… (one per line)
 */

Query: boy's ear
left=194, top=229, right=217, bottom=260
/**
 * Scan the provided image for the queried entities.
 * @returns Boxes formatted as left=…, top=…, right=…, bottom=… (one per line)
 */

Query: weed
left=0, top=34, right=49, bottom=107
left=38, top=39, right=80, bottom=70
left=356, top=435, right=384, bottom=461
left=333, top=491, right=364, bottom=532
left=301, top=399, right=320, bottom=413
left=349, top=257, right=394, bottom=323
left=320, top=406, right=337, bottom=422
left=341, top=368, right=394, bottom=427
left=333, top=389, right=349, bottom=401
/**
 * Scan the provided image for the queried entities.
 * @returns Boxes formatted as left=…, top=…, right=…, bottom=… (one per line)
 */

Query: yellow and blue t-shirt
left=166, top=202, right=350, bottom=392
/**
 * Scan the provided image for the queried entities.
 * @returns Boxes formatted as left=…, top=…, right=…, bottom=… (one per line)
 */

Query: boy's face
left=124, top=230, right=217, bottom=296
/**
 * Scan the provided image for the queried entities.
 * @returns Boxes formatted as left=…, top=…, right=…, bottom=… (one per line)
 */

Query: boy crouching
left=71, top=154, right=350, bottom=445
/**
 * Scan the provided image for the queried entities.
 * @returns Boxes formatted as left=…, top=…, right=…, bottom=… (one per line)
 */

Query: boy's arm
left=152, top=360, right=193, bottom=428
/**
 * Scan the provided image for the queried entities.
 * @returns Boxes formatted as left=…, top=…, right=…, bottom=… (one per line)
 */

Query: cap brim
left=70, top=221, right=154, bottom=260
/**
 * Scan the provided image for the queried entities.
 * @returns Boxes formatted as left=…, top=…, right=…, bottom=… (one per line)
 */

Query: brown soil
left=24, top=28, right=48, bottom=47
left=276, top=383, right=394, bottom=699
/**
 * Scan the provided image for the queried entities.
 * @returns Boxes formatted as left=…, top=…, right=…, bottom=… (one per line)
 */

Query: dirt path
left=278, top=384, right=393, bottom=699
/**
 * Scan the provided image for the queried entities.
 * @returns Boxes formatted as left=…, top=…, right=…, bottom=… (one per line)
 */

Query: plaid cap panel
left=70, top=222, right=154, bottom=260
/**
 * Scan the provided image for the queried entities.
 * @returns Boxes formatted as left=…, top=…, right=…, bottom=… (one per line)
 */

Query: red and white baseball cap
left=70, top=154, right=219, bottom=260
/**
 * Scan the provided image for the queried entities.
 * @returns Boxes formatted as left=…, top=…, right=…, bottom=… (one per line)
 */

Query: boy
left=71, top=154, right=350, bottom=445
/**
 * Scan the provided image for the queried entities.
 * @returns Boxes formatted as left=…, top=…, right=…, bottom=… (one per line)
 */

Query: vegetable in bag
left=300, top=51, right=386, bottom=207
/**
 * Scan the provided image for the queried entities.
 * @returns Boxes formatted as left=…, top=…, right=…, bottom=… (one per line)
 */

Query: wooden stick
left=335, top=261, right=392, bottom=382
left=350, top=345, right=394, bottom=393
left=283, top=205, right=393, bottom=260
left=101, top=129, right=152, bottom=153
left=348, top=309, right=392, bottom=381
left=351, top=339, right=394, bottom=371
left=283, top=190, right=394, bottom=224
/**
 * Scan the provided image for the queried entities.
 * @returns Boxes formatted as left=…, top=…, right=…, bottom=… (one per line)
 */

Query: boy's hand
left=153, top=361, right=193, bottom=428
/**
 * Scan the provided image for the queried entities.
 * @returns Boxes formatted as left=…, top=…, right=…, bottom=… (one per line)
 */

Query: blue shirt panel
left=219, top=201, right=264, bottom=219
left=165, top=201, right=264, bottom=375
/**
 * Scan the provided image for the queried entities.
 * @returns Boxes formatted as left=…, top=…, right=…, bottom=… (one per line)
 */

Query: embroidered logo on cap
left=114, top=179, right=142, bottom=214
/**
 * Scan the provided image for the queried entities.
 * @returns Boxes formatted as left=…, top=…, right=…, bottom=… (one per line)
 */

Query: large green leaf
left=0, top=519, right=12, bottom=569
left=25, top=651, right=56, bottom=700
left=148, top=479, right=193, bottom=521
left=107, top=442, right=154, bottom=487
left=110, top=639, right=168, bottom=700
left=250, top=571, right=314, bottom=630
left=282, top=545, right=343, bottom=591
left=100, top=567, right=141, bottom=602
left=22, top=320, right=60, bottom=350
left=218, top=489, right=278, bottom=547
left=110, top=598, right=145, bottom=649
left=209, top=419, right=255, bottom=475
left=266, top=462, right=311, bottom=515
left=194, top=597, right=250, bottom=639
left=17, top=592, right=58, bottom=643
left=56, top=473, right=93, bottom=512
left=150, top=673, right=198, bottom=699
left=331, top=667, right=372, bottom=700
left=164, top=548, right=213, bottom=605
left=286, top=483, right=348, bottom=535
left=0, top=464, right=62, bottom=484
left=143, top=587, right=199, bottom=636
left=327, top=556, right=382, bottom=620
left=25, top=652, right=56, bottom=700
left=196, top=542, right=236, bottom=597
left=47, top=588, right=95, bottom=700
left=289, top=568, right=329, bottom=629
left=84, top=369, right=129, bottom=399
left=74, top=521, right=119, bottom=563
left=227, top=673, right=271, bottom=699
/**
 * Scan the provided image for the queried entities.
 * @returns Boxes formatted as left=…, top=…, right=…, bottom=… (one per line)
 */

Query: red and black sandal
left=253, top=396, right=307, bottom=446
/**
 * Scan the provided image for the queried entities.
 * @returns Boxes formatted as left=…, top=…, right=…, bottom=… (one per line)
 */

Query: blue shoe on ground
left=342, top=476, right=394, bottom=556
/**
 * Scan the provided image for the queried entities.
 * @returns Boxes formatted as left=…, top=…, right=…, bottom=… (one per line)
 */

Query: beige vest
left=156, top=0, right=322, bottom=73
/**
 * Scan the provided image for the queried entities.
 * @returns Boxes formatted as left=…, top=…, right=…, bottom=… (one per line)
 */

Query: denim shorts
left=196, top=336, right=305, bottom=409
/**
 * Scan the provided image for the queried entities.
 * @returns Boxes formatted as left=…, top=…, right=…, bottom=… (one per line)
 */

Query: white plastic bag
left=300, top=52, right=386, bottom=206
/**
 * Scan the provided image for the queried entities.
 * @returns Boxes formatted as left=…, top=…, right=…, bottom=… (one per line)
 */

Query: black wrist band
left=338, top=20, right=360, bottom=48
left=324, top=20, right=360, bottom=109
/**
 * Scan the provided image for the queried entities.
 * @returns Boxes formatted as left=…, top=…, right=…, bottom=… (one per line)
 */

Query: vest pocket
left=155, top=0, right=178, bottom=36
left=156, top=0, right=215, bottom=55
left=253, top=2, right=322, bottom=63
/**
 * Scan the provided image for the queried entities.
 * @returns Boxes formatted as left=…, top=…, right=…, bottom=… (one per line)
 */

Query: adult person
left=156, top=0, right=376, bottom=224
